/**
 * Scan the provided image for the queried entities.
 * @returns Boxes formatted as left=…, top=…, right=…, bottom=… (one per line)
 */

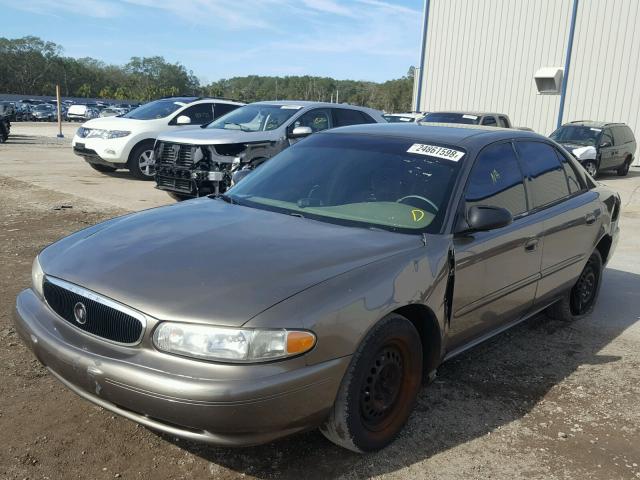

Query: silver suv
left=154, top=101, right=385, bottom=199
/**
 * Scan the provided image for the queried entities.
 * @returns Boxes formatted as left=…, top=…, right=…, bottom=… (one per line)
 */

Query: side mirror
left=599, top=141, right=612, bottom=148
left=465, top=205, right=513, bottom=232
left=176, top=115, right=191, bottom=125
left=289, top=126, right=313, bottom=138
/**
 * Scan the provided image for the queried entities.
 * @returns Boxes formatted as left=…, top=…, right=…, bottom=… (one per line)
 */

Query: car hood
left=157, top=127, right=280, bottom=145
left=39, top=198, right=422, bottom=327
left=560, top=143, right=597, bottom=160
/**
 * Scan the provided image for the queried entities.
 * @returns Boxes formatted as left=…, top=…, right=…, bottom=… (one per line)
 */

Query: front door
left=449, top=141, right=542, bottom=352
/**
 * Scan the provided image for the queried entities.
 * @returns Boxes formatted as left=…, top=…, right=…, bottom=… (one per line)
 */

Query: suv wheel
left=583, top=160, right=598, bottom=177
left=128, top=142, right=156, bottom=180
left=617, top=157, right=632, bottom=176
left=320, top=313, right=422, bottom=452
left=545, top=249, right=603, bottom=321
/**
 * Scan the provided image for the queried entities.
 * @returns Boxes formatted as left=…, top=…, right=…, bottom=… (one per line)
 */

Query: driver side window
left=465, top=142, right=528, bottom=216
left=171, top=103, right=214, bottom=125
left=293, top=109, right=332, bottom=133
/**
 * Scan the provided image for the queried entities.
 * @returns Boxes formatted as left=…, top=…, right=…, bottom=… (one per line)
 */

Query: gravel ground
left=0, top=124, right=639, bottom=479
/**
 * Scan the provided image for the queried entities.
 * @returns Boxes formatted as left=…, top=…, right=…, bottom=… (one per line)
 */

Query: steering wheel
left=396, top=195, right=439, bottom=214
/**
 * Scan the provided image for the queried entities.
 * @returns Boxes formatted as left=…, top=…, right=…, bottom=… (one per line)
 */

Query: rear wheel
left=545, top=249, right=603, bottom=321
left=320, top=314, right=422, bottom=452
left=583, top=160, right=598, bottom=178
left=89, top=163, right=117, bottom=173
left=617, top=157, right=632, bottom=176
left=128, top=141, right=156, bottom=180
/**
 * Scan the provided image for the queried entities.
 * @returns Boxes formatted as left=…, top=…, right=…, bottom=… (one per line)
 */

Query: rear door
left=513, top=140, right=600, bottom=308
left=449, top=141, right=542, bottom=351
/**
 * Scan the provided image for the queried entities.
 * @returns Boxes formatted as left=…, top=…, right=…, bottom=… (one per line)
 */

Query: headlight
left=32, top=256, right=45, bottom=298
left=153, top=323, right=316, bottom=363
left=86, top=129, right=130, bottom=139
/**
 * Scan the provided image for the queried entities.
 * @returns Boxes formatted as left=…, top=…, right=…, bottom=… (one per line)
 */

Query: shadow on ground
left=154, top=267, right=639, bottom=479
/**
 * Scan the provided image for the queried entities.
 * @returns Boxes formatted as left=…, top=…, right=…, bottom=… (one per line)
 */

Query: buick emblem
left=73, top=302, right=87, bottom=325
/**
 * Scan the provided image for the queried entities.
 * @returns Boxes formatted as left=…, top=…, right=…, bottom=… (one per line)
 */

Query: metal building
left=414, top=0, right=640, bottom=165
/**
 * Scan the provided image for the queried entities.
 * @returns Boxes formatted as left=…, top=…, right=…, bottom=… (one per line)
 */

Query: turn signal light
left=287, top=331, right=316, bottom=355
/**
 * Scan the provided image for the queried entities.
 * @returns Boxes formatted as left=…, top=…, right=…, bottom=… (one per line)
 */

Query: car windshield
left=226, top=134, right=461, bottom=234
left=384, top=115, right=416, bottom=123
left=123, top=99, right=186, bottom=120
left=207, top=104, right=300, bottom=132
left=422, top=112, right=480, bottom=125
left=550, top=125, right=602, bottom=146
left=33, top=105, right=52, bottom=111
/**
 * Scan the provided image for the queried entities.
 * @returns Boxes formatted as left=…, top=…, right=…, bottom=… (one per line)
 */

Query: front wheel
left=583, top=160, right=598, bottom=178
left=320, top=314, right=422, bottom=452
left=128, top=142, right=156, bottom=180
left=545, top=249, right=603, bottom=321
left=617, top=157, right=631, bottom=176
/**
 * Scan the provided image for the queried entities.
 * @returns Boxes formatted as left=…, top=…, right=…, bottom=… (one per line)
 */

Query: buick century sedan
left=15, top=124, right=620, bottom=452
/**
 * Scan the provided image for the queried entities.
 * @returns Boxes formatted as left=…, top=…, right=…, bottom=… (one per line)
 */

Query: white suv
left=71, top=97, right=244, bottom=179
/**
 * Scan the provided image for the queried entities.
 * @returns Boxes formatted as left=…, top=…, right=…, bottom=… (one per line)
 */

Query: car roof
left=426, top=111, right=508, bottom=117
left=322, top=123, right=547, bottom=150
left=251, top=100, right=376, bottom=111
left=564, top=120, right=627, bottom=128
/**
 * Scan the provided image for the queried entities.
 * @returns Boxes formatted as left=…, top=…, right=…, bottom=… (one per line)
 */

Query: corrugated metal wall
left=564, top=0, right=640, bottom=164
left=419, top=0, right=572, bottom=133
left=418, top=0, right=640, bottom=164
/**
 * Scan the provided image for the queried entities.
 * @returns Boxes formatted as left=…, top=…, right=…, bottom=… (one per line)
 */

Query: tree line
left=0, top=36, right=415, bottom=112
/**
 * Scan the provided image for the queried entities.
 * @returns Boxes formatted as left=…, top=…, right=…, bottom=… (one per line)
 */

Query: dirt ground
left=1, top=123, right=639, bottom=480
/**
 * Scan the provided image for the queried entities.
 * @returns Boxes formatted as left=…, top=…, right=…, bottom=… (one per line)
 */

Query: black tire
left=89, top=163, right=117, bottom=173
left=617, top=157, right=632, bottom=176
left=320, top=313, right=422, bottom=452
left=583, top=160, right=598, bottom=178
left=127, top=141, right=156, bottom=180
left=546, top=249, right=603, bottom=321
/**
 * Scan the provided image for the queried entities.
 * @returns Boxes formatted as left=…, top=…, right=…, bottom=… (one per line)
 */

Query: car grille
left=155, top=174, right=194, bottom=194
left=43, top=278, right=144, bottom=345
left=157, top=142, right=195, bottom=168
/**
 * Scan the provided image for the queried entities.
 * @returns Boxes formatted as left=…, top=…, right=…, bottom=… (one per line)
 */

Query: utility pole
left=336, top=89, right=339, bottom=103
left=56, top=84, right=64, bottom=138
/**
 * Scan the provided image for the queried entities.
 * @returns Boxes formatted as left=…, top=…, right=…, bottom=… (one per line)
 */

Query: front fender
left=246, top=235, right=451, bottom=366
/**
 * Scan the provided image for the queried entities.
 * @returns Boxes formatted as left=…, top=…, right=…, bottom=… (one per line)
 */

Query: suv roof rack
left=158, top=95, right=242, bottom=103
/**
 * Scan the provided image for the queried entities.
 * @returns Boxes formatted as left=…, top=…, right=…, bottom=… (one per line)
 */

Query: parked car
left=0, top=112, right=10, bottom=143
left=422, top=111, right=513, bottom=128
left=15, top=103, right=33, bottom=121
left=154, top=101, right=385, bottom=199
left=30, top=103, right=58, bottom=122
left=15, top=123, right=620, bottom=452
left=383, top=112, right=425, bottom=123
left=67, top=104, right=99, bottom=122
left=0, top=101, right=17, bottom=121
left=71, top=97, right=244, bottom=179
left=550, top=121, right=636, bottom=177
left=99, top=107, right=127, bottom=118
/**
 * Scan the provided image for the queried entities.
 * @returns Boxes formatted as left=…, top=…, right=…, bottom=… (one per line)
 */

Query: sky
left=0, top=0, right=424, bottom=84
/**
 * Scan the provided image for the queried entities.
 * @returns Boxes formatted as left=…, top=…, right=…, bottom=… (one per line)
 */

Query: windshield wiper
left=217, top=193, right=236, bottom=204
left=224, top=122, right=251, bottom=132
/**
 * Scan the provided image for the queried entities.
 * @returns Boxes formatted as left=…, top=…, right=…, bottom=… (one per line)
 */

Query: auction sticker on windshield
left=407, top=144, right=465, bottom=162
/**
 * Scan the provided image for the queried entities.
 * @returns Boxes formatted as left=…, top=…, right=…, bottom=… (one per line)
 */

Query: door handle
left=524, top=238, right=539, bottom=252
left=585, top=212, right=597, bottom=225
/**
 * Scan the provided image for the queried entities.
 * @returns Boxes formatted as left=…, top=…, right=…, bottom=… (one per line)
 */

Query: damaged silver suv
left=154, top=101, right=385, bottom=199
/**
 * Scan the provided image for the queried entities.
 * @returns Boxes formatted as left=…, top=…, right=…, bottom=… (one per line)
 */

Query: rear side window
left=515, top=141, right=570, bottom=208
left=555, top=150, right=583, bottom=194
left=465, top=142, right=527, bottom=216
left=333, top=108, right=375, bottom=127
left=481, top=116, right=497, bottom=126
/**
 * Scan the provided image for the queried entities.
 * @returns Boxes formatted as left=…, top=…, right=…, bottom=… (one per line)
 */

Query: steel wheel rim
left=571, top=258, right=598, bottom=315
left=360, top=345, right=405, bottom=430
left=138, top=149, right=155, bottom=176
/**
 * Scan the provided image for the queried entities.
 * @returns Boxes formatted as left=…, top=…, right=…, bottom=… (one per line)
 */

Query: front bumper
left=14, top=288, right=348, bottom=446
left=72, top=135, right=130, bottom=167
